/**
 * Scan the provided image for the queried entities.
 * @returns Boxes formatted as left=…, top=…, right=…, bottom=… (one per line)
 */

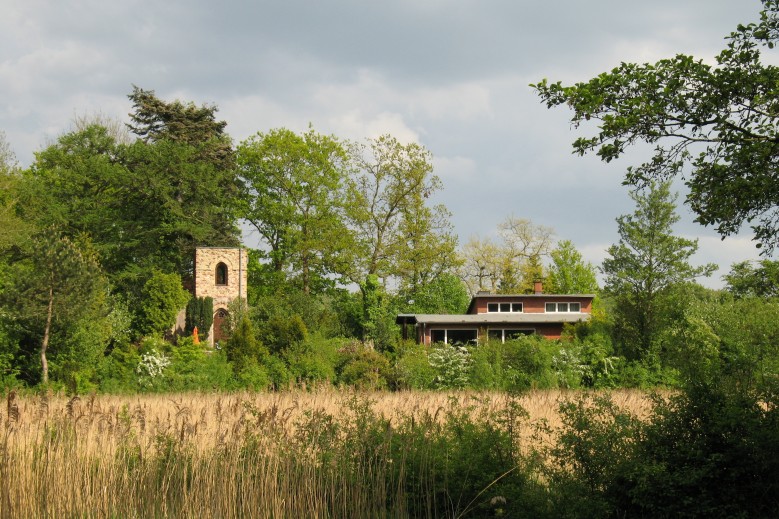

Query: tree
left=399, top=272, right=471, bottom=315
left=394, top=199, right=460, bottom=300
left=185, top=296, right=214, bottom=338
left=459, top=216, right=555, bottom=294
left=601, top=181, right=716, bottom=359
left=723, top=259, right=779, bottom=298
left=127, top=85, right=233, bottom=169
left=136, top=270, right=190, bottom=338
left=3, top=229, right=107, bottom=384
left=237, top=127, right=352, bottom=294
left=533, top=0, right=779, bottom=251
left=459, top=236, right=504, bottom=294
left=21, top=90, right=241, bottom=297
left=0, top=132, right=32, bottom=251
left=345, top=135, right=451, bottom=286
left=547, top=240, right=599, bottom=294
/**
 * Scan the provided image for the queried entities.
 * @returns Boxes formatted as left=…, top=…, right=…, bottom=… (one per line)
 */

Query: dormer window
left=215, top=262, right=228, bottom=286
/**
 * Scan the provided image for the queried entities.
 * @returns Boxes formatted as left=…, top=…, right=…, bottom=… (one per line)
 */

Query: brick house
left=396, top=281, right=593, bottom=345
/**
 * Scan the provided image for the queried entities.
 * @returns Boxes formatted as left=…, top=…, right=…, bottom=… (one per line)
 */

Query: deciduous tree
left=547, top=240, right=599, bottom=294
left=0, top=132, right=31, bottom=251
left=533, top=0, right=779, bottom=251
left=20, top=89, right=241, bottom=297
left=459, top=216, right=555, bottom=294
left=3, top=229, right=107, bottom=384
left=345, top=135, right=450, bottom=286
left=237, top=127, right=352, bottom=294
left=602, top=181, right=716, bottom=359
left=723, top=259, right=779, bottom=298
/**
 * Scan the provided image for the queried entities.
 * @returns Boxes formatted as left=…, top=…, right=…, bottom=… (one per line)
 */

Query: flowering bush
left=136, top=348, right=170, bottom=388
left=429, top=343, right=471, bottom=389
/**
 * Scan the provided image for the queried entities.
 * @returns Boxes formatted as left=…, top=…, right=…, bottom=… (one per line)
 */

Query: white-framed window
left=431, top=329, right=478, bottom=345
left=487, top=302, right=523, bottom=313
left=487, top=328, right=534, bottom=342
left=545, top=302, right=581, bottom=312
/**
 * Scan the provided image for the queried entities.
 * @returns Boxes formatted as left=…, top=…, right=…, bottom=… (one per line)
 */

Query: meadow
left=1, top=388, right=651, bottom=518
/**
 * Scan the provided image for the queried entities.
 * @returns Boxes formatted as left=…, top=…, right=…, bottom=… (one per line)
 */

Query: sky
left=0, top=0, right=772, bottom=288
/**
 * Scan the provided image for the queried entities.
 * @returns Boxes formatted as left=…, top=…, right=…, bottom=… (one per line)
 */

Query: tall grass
left=1, top=388, right=651, bottom=518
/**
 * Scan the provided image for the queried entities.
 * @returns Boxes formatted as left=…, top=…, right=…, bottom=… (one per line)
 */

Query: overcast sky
left=0, top=0, right=771, bottom=288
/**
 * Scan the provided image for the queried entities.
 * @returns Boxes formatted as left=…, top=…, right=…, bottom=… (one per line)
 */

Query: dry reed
left=0, top=388, right=652, bottom=518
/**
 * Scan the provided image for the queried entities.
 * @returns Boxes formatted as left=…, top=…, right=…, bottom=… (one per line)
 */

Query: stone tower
left=194, top=247, right=248, bottom=344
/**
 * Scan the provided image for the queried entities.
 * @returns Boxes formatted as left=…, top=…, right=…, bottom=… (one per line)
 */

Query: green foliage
left=136, top=271, right=190, bottom=338
left=283, top=335, right=339, bottom=385
left=345, top=135, right=453, bottom=288
left=21, top=89, right=241, bottom=299
left=237, top=127, right=351, bottom=294
left=359, top=275, right=399, bottom=351
left=224, top=316, right=266, bottom=373
left=546, top=383, right=779, bottom=518
left=95, top=342, right=141, bottom=393
left=602, top=181, right=716, bottom=360
left=2, top=229, right=110, bottom=385
left=533, top=0, right=779, bottom=251
left=724, top=259, right=779, bottom=298
left=621, top=383, right=779, bottom=517
left=126, top=85, right=233, bottom=169
left=0, top=141, right=32, bottom=251
left=0, top=344, right=20, bottom=389
left=264, top=314, right=308, bottom=355
left=546, top=240, right=599, bottom=294
left=336, top=342, right=391, bottom=389
left=544, top=394, right=641, bottom=518
left=393, top=341, right=436, bottom=389
left=166, top=336, right=236, bottom=392
left=664, top=295, right=779, bottom=388
left=399, top=272, right=470, bottom=315
left=184, top=296, right=213, bottom=338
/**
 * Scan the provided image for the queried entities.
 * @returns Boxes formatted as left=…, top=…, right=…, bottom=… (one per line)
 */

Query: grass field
left=1, top=388, right=653, bottom=518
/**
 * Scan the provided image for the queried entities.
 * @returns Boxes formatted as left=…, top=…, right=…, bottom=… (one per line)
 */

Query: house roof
left=396, top=313, right=590, bottom=326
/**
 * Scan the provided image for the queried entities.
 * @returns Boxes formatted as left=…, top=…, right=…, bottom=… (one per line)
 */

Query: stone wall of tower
left=194, top=247, right=248, bottom=311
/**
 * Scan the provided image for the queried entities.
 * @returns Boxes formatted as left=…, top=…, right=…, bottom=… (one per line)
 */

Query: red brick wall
left=471, top=296, right=593, bottom=314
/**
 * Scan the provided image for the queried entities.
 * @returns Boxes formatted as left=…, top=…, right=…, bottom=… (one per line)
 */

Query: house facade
left=396, top=282, right=593, bottom=345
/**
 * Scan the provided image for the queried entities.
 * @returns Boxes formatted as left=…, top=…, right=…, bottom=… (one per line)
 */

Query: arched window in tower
left=215, top=262, right=228, bottom=286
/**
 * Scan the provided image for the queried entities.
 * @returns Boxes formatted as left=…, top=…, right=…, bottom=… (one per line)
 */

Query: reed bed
left=1, top=388, right=652, bottom=518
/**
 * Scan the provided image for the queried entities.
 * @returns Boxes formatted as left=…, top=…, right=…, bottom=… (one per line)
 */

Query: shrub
left=429, top=343, right=471, bottom=389
left=184, top=296, right=213, bottom=339
left=393, top=341, right=435, bottom=390
left=224, top=316, right=267, bottom=372
left=283, top=335, right=338, bottom=385
left=336, top=342, right=391, bottom=389
left=135, top=271, right=190, bottom=337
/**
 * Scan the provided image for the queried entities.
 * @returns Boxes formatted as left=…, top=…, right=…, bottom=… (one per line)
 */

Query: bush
left=135, top=271, right=190, bottom=337
left=283, top=335, right=338, bottom=385
left=184, top=296, right=213, bottom=339
left=429, top=343, right=471, bottom=389
left=224, top=316, right=266, bottom=374
left=336, top=342, right=391, bottom=389
left=393, top=341, right=435, bottom=390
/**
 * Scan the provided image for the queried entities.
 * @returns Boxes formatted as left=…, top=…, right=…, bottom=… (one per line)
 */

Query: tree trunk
left=40, top=283, right=53, bottom=385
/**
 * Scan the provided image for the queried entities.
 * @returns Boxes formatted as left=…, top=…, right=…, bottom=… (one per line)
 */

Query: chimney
left=533, top=279, right=543, bottom=295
